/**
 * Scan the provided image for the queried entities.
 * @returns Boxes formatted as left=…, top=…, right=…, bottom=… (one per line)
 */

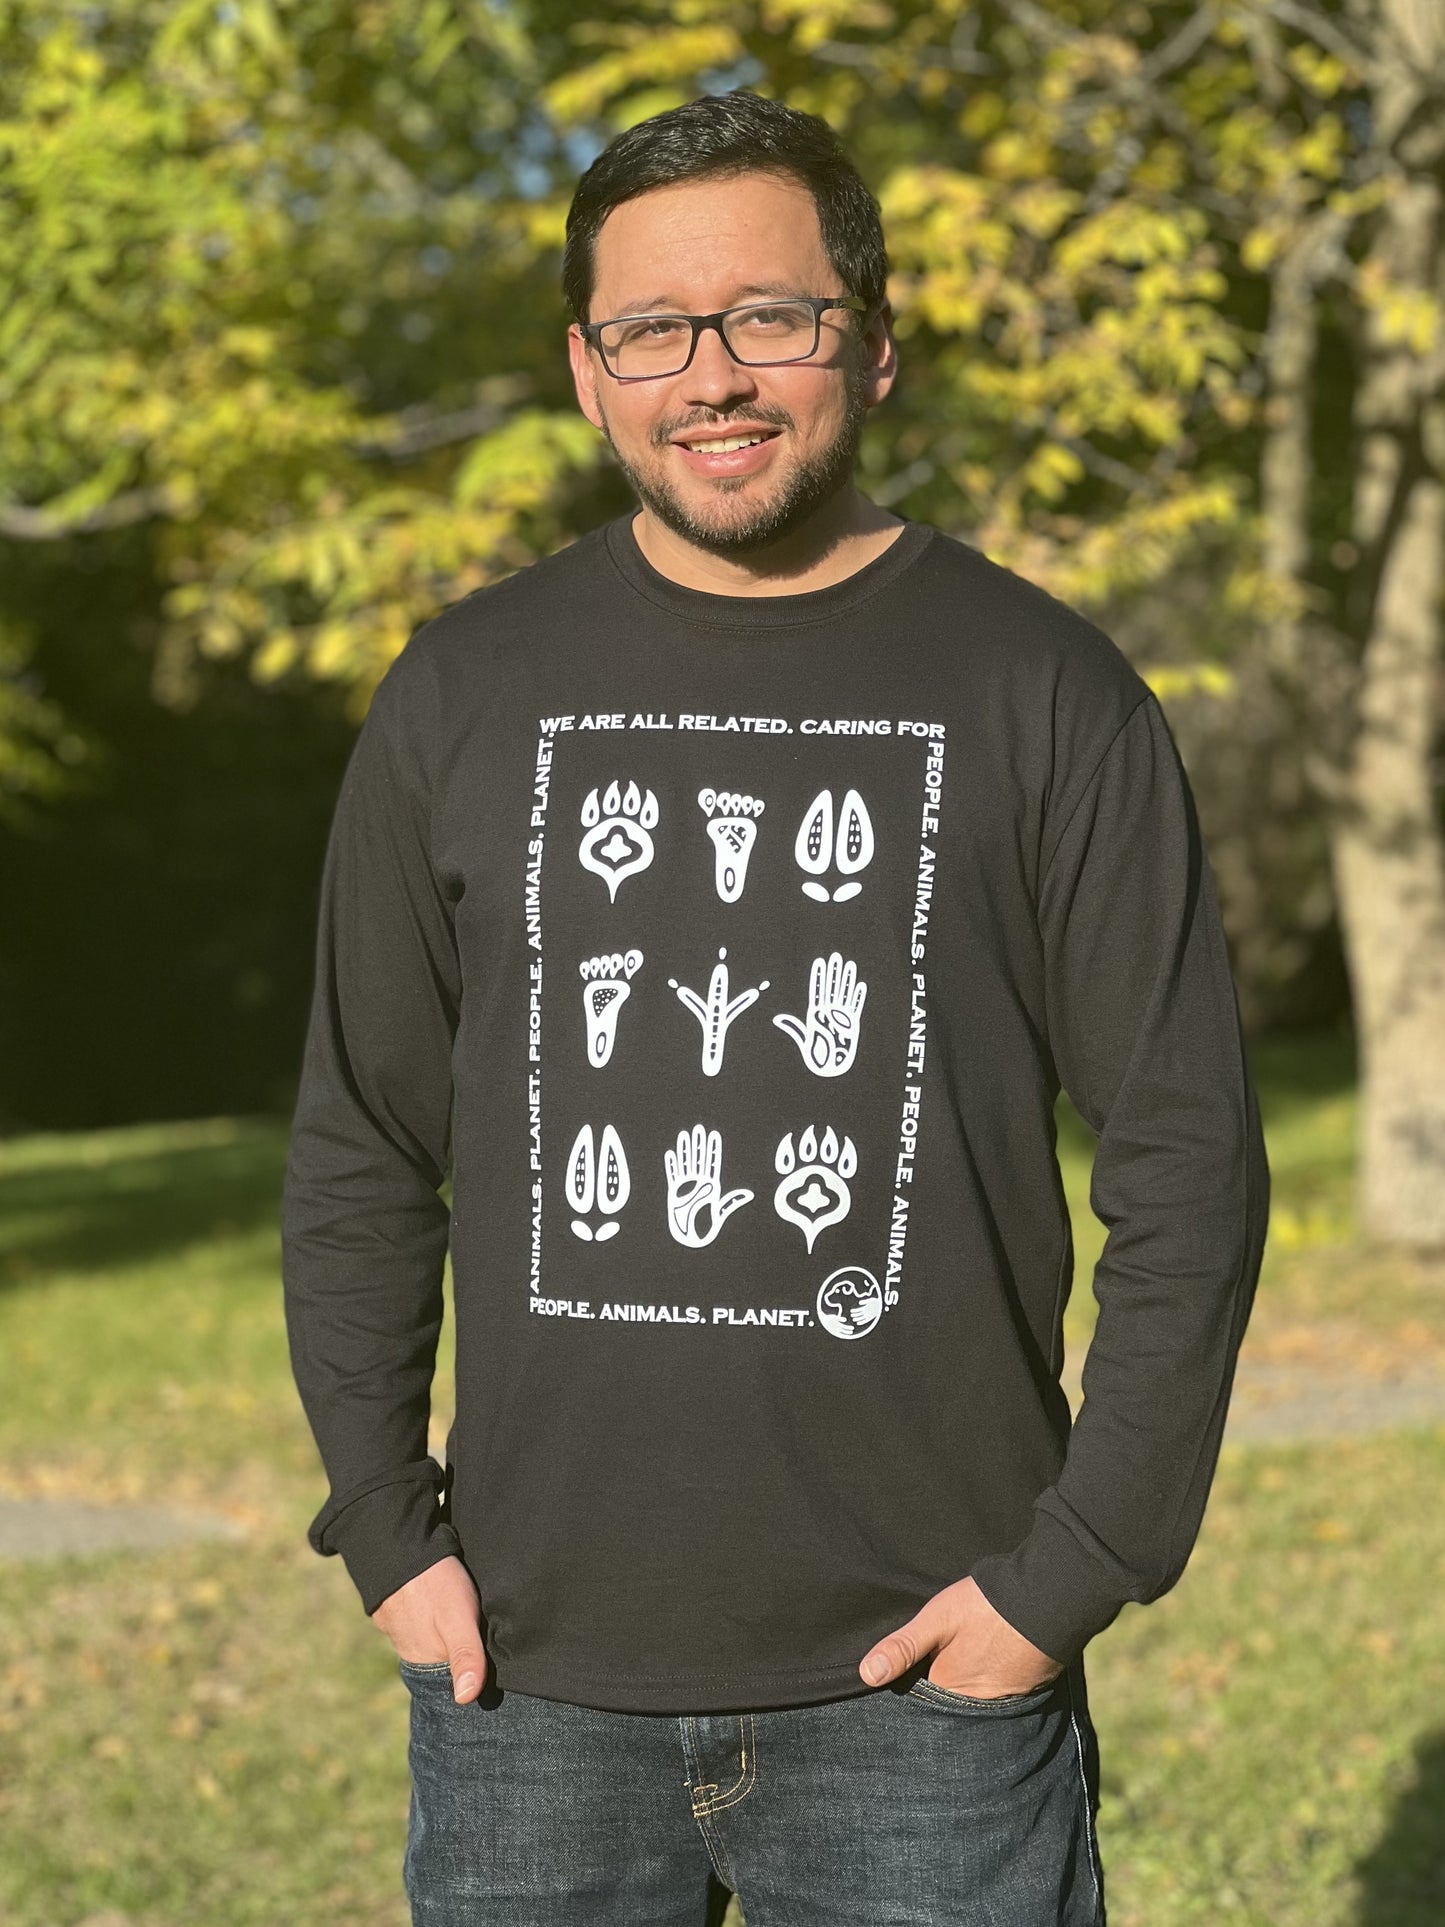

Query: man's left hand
left=859, top=1575, right=1063, bottom=1697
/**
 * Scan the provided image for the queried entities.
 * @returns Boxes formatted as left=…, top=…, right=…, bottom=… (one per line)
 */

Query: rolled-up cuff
left=307, top=1460, right=463, bottom=1616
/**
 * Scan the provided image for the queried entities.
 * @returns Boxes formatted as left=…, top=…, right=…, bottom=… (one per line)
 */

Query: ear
left=860, top=301, right=899, bottom=410
left=568, top=324, right=607, bottom=432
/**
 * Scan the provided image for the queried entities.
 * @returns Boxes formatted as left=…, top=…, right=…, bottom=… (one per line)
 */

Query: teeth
left=685, top=434, right=769, bottom=453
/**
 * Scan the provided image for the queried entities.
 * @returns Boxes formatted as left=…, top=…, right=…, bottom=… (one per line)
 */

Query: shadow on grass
left=0, top=1119, right=290, bottom=1287
left=1354, top=1727, right=1445, bottom=1923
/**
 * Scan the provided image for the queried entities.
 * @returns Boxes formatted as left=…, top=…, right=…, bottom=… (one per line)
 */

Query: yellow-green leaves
left=452, top=411, right=601, bottom=513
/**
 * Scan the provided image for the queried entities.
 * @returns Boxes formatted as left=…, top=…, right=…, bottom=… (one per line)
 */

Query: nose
left=679, top=319, right=760, bottom=409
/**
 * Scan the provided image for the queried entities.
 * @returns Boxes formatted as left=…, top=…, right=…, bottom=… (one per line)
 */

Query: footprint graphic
left=795, top=788, right=874, bottom=902
left=698, top=787, right=765, bottom=902
left=773, top=951, right=868, bottom=1077
left=773, top=1125, right=857, bottom=1254
left=565, top=1122, right=630, bottom=1241
left=668, top=948, right=770, bottom=1077
left=580, top=950, right=643, bottom=1067
left=579, top=779, right=659, bottom=903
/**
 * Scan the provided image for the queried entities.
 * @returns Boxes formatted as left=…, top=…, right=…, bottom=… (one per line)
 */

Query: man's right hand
left=370, top=1556, right=487, bottom=1702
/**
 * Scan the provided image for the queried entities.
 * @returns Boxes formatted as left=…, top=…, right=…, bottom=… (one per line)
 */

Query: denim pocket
left=398, top=1657, right=454, bottom=1678
left=906, top=1674, right=1061, bottom=1715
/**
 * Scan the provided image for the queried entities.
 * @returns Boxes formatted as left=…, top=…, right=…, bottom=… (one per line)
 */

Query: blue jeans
left=398, top=1657, right=1105, bottom=1924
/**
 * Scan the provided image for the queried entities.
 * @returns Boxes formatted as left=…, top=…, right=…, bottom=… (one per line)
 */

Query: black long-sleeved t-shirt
left=281, top=513, right=1269, bottom=1714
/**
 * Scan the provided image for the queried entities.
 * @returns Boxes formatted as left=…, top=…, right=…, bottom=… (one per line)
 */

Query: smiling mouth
left=675, top=429, right=781, bottom=454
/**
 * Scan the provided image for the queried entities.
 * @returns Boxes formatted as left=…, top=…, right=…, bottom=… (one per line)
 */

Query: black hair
left=561, top=89, right=888, bottom=323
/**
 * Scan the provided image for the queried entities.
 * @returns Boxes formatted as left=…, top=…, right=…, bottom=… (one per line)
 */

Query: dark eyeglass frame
left=576, top=295, right=877, bottom=382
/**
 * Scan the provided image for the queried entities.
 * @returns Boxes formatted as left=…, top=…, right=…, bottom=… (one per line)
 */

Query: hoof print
left=566, top=1122, right=630, bottom=1241
left=795, top=788, right=874, bottom=902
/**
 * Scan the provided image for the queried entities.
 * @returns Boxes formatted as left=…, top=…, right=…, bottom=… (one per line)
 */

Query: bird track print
left=528, top=714, right=948, bottom=1325
left=668, top=948, right=770, bottom=1076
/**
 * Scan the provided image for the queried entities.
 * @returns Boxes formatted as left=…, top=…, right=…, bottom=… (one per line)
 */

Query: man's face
left=567, top=172, right=894, bottom=557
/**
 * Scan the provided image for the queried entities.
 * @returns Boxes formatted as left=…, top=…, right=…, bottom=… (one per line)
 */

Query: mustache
left=650, top=406, right=794, bottom=448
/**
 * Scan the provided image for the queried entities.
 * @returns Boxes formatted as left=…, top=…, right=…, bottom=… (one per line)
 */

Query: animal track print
left=668, top=948, right=770, bottom=1077
left=580, top=950, right=643, bottom=1068
left=579, top=779, right=659, bottom=902
left=773, top=952, right=868, bottom=1077
left=773, top=1125, right=857, bottom=1254
left=794, top=788, right=874, bottom=902
left=566, top=1122, right=630, bottom=1241
left=525, top=707, right=949, bottom=1328
left=698, top=787, right=765, bottom=902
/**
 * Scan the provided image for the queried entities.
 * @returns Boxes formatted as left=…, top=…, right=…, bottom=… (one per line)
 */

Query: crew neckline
left=602, top=512, right=935, bottom=630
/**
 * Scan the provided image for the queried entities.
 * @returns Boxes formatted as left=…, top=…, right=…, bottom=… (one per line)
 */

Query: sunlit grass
left=2, top=1037, right=1442, bottom=1924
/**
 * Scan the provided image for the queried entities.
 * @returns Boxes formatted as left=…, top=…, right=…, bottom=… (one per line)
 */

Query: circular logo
left=816, top=1266, right=884, bottom=1340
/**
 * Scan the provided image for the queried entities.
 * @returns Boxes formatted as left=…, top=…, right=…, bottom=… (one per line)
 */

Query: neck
left=632, top=486, right=904, bottom=596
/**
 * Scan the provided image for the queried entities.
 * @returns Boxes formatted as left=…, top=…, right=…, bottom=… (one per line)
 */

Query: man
left=283, top=89, right=1269, bottom=1925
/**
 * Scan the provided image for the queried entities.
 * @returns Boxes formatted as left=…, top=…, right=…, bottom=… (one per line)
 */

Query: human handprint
left=664, top=1124, right=753, bottom=1248
left=772, top=952, right=868, bottom=1077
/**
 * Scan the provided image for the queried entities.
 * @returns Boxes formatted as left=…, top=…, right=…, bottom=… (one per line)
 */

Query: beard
left=597, top=366, right=869, bottom=559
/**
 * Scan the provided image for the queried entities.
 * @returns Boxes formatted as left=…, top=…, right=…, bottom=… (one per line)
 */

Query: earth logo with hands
left=816, top=1266, right=884, bottom=1339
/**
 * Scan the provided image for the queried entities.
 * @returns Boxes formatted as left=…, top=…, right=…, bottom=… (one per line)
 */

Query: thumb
left=447, top=1626, right=488, bottom=1703
left=859, top=1605, right=942, bottom=1686
left=772, top=1013, right=804, bottom=1046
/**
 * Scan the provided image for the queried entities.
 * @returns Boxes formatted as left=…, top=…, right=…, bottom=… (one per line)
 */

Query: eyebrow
left=609, top=281, right=804, bottom=314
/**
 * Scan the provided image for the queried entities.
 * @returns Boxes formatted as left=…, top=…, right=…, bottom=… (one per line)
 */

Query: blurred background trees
left=2, top=0, right=1442, bottom=1241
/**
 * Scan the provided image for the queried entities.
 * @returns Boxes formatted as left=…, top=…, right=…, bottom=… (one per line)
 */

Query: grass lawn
left=1, top=1032, right=1443, bottom=1924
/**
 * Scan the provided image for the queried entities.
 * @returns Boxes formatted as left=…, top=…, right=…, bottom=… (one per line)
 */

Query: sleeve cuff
left=969, top=1495, right=1141, bottom=1664
left=307, top=1460, right=464, bottom=1616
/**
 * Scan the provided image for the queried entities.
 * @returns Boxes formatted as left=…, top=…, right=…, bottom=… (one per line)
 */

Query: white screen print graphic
left=580, top=949, right=643, bottom=1067
left=524, top=716, right=947, bottom=1325
left=669, top=947, right=770, bottom=1075
left=774, top=1124, right=857, bottom=1253
left=579, top=779, right=659, bottom=901
left=665, top=1123, right=753, bottom=1247
left=565, top=1122, right=630, bottom=1241
left=698, top=788, right=765, bottom=901
left=795, top=788, right=874, bottom=902
left=773, top=951, right=867, bottom=1077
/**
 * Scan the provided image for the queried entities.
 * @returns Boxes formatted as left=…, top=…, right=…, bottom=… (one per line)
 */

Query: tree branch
left=0, top=487, right=175, bottom=542
left=1256, top=0, right=1375, bottom=73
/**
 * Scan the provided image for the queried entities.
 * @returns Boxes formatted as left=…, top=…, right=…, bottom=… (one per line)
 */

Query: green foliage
left=0, top=0, right=1408, bottom=719
left=0, top=0, right=604, bottom=729
left=0, top=0, right=1434, bottom=799
left=0, top=616, right=95, bottom=819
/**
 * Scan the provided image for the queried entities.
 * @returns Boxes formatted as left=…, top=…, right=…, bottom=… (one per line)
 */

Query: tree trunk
left=1329, top=14, right=1445, bottom=1246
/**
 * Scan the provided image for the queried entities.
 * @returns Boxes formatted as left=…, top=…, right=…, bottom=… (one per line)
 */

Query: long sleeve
left=970, top=694, right=1270, bottom=1663
left=281, top=647, right=464, bottom=1616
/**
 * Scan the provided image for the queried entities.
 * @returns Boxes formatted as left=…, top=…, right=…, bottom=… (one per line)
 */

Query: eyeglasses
left=577, top=295, right=875, bottom=381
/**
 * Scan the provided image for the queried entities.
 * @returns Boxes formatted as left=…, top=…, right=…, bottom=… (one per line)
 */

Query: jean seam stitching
left=909, top=1679, right=1051, bottom=1709
left=693, top=1713, right=756, bottom=1816
left=1065, top=1669, right=1104, bottom=1918
left=682, top=1718, right=741, bottom=1890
